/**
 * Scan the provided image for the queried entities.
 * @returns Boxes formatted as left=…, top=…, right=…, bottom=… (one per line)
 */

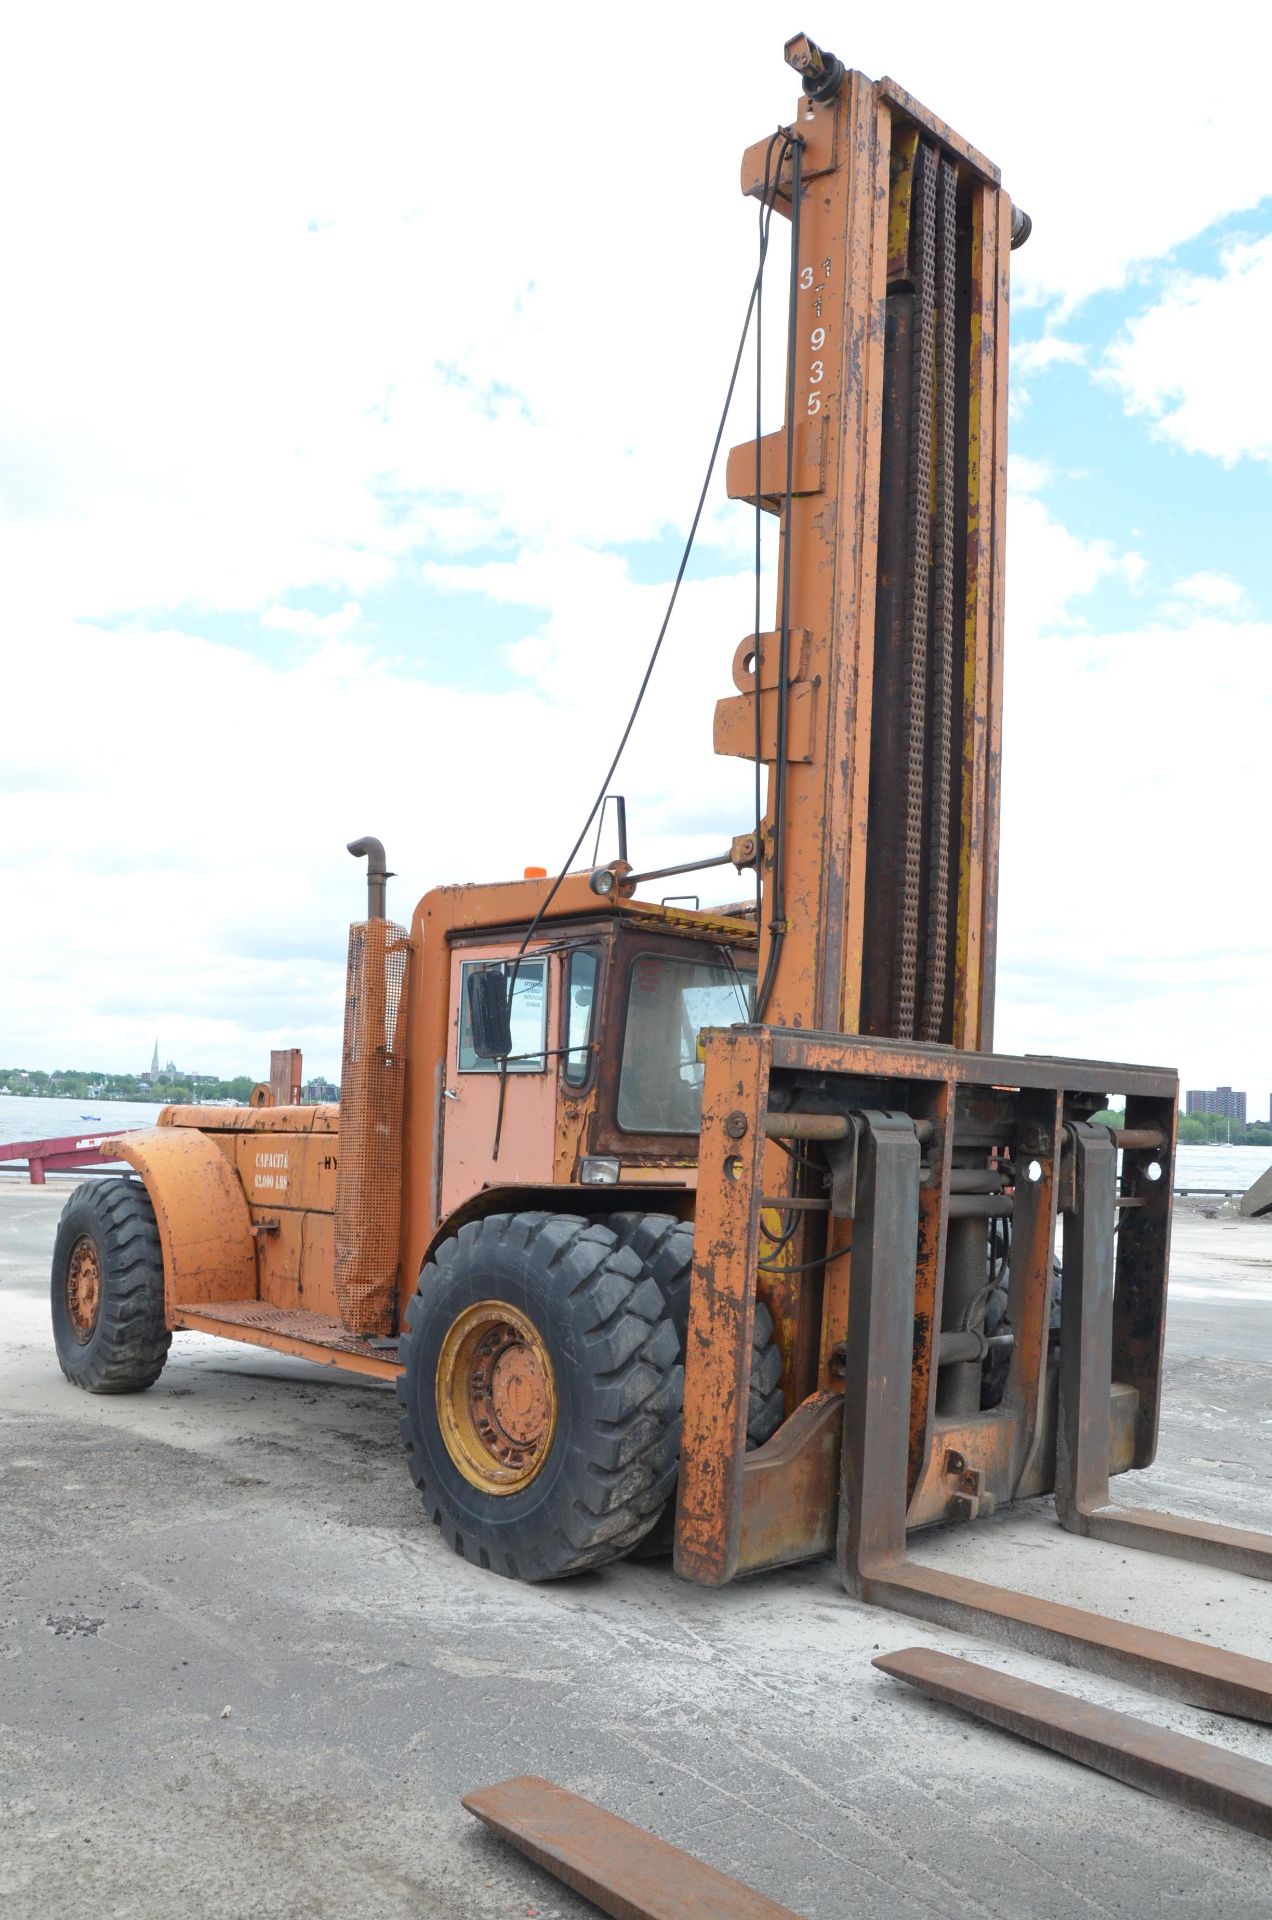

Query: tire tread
left=397, top=1212, right=682, bottom=1580
left=51, top=1179, right=171, bottom=1394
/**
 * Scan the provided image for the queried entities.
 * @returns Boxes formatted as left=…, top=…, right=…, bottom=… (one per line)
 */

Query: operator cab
left=441, top=914, right=755, bottom=1214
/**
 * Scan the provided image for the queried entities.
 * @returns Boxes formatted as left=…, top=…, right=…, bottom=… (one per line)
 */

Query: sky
left=2, top=1, right=1270, bottom=1112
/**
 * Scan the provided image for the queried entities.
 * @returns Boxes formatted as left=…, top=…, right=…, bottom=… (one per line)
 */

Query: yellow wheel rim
left=66, top=1235, right=102, bottom=1343
left=436, top=1300, right=558, bottom=1496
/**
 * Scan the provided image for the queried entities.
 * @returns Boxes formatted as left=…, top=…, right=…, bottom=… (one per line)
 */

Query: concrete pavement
left=2, top=1180, right=1270, bottom=1919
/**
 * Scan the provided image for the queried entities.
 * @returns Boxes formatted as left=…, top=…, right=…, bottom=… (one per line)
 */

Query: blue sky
left=2, top=1, right=1270, bottom=1113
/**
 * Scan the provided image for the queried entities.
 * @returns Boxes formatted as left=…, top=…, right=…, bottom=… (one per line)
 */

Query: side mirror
left=467, top=966, right=513, bottom=1061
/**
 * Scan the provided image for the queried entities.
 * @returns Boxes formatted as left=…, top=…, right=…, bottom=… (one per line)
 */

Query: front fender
left=101, top=1128, right=256, bottom=1316
left=420, top=1183, right=695, bottom=1271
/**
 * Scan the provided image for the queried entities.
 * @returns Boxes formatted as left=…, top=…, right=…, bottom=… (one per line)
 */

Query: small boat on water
left=80, top=1114, right=101, bottom=1122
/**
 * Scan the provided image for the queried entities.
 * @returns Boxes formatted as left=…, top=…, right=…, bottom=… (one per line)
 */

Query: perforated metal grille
left=334, top=919, right=409, bottom=1337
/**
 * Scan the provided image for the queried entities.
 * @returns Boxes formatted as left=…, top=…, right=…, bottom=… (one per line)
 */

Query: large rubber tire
left=607, top=1213, right=785, bottom=1555
left=607, top=1212, right=785, bottom=1444
left=396, top=1212, right=683, bottom=1580
left=51, top=1179, right=171, bottom=1393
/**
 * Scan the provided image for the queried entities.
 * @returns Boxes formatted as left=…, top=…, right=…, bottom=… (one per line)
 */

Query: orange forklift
left=52, top=37, right=1272, bottom=1717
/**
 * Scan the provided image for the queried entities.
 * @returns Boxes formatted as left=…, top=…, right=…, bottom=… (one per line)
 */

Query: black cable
left=714, top=942, right=753, bottom=1023
left=753, top=133, right=804, bottom=1022
left=489, top=160, right=795, bottom=1157
left=511, top=153, right=795, bottom=974
left=758, top=1245, right=848, bottom=1275
left=760, top=1210, right=804, bottom=1254
left=771, top=1134, right=821, bottom=1173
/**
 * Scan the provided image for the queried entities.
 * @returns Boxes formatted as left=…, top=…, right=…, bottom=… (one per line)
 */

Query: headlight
left=579, top=1156, right=621, bottom=1186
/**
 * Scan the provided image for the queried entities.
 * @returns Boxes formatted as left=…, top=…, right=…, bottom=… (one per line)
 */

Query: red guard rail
left=0, top=1131, right=128, bottom=1184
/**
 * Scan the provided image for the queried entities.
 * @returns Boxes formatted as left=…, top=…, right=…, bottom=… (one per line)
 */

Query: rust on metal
left=334, top=917, right=410, bottom=1336
left=875, top=1647, right=1272, bottom=1840
left=764, top=1112, right=850, bottom=1141
left=65, top=1236, right=101, bottom=1342
left=681, top=1038, right=1183, bottom=1582
left=675, top=1029, right=772, bottom=1587
left=173, top=1301, right=400, bottom=1381
left=864, top=1562, right=1272, bottom=1722
left=463, top=1775, right=804, bottom=1920
left=268, top=1047, right=303, bottom=1107
left=735, top=1391, right=841, bottom=1576
left=721, top=68, right=893, bottom=1038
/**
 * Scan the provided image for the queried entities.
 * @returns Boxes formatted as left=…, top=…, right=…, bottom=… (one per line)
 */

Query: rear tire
left=50, top=1179, right=171, bottom=1393
left=396, top=1212, right=683, bottom=1580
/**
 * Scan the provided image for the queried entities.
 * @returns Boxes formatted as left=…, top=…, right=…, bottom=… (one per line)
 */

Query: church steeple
left=151, top=1038, right=160, bottom=1077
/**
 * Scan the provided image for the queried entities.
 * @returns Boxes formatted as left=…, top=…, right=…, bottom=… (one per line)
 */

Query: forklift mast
left=716, top=42, right=1011, bottom=1048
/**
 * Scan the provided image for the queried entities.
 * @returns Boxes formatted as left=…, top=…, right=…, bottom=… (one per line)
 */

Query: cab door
left=439, top=943, right=558, bottom=1216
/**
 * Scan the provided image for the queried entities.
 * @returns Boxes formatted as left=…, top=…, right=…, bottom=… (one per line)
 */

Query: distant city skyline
left=1185, top=1085, right=1248, bottom=1123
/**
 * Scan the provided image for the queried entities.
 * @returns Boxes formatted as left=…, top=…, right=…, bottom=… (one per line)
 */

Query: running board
left=839, top=1113, right=1272, bottom=1721
left=463, top=1775, right=803, bottom=1920
left=173, top=1301, right=401, bottom=1381
left=875, top=1647, right=1272, bottom=1840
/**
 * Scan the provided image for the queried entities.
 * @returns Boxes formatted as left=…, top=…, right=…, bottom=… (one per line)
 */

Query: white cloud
left=1009, top=455, right=1053, bottom=495
left=1162, top=570, right=1249, bottom=617
left=986, top=456, right=1272, bottom=1096
left=1004, top=485, right=1140, bottom=639
left=2, top=0, right=1270, bottom=1094
left=262, top=602, right=363, bottom=639
left=1010, top=336, right=1087, bottom=415
left=0, top=1, right=1267, bottom=640
left=996, top=577, right=1272, bottom=1094
left=1103, top=236, right=1272, bottom=463
left=0, top=562, right=760, bottom=1075
left=1013, top=338, right=1087, bottom=377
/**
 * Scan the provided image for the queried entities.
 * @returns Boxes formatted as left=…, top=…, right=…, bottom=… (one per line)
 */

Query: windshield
left=617, top=953, right=755, bottom=1134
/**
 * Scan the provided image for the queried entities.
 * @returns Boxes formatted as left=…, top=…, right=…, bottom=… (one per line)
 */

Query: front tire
left=51, top=1179, right=171, bottom=1393
left=607, top=1212, right=785, bottom=1555
left=397, top=1213, right=683, bottom=1580
left=608, top=1212, right=785, bottom=1444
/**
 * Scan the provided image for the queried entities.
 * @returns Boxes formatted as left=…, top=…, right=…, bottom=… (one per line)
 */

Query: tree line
left=1, top=1066, right=259, bottom=1106
left=1092, top=1107, right=1272, bottom=1147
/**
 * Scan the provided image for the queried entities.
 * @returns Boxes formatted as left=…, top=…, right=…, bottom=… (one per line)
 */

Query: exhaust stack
left=347, top=837, right=392, bottom=920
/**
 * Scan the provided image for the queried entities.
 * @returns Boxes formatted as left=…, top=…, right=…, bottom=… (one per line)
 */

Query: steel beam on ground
left=463, top=1775, right=804, bottom=1920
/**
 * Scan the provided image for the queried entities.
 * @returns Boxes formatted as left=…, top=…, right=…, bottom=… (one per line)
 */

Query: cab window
left=617, top=953, right=754, bottom=1133
left=563, top=948, right=599, bottom=1087
left=458, top=957, right=547, bottom=1073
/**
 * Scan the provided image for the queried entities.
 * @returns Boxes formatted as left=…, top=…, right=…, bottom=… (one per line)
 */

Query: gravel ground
left=2, top=1180, right=1270, bottom=1920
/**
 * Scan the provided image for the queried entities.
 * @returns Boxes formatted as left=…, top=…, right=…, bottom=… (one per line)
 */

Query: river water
left=1, top=1093, right=1267, bottom=1193
left=1171, top=1142, right=1271, bottom=1194
left=0, top=1093, right=166, bottom=1151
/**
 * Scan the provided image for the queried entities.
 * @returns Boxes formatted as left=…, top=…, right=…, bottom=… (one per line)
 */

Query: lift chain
left=894, top=139, right=937, bottom=1039
left=920, top=153, right=959, bottom=1043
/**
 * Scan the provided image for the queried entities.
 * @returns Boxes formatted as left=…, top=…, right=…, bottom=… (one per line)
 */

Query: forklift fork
left=840, top=1110, right=1272, bottom=1720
